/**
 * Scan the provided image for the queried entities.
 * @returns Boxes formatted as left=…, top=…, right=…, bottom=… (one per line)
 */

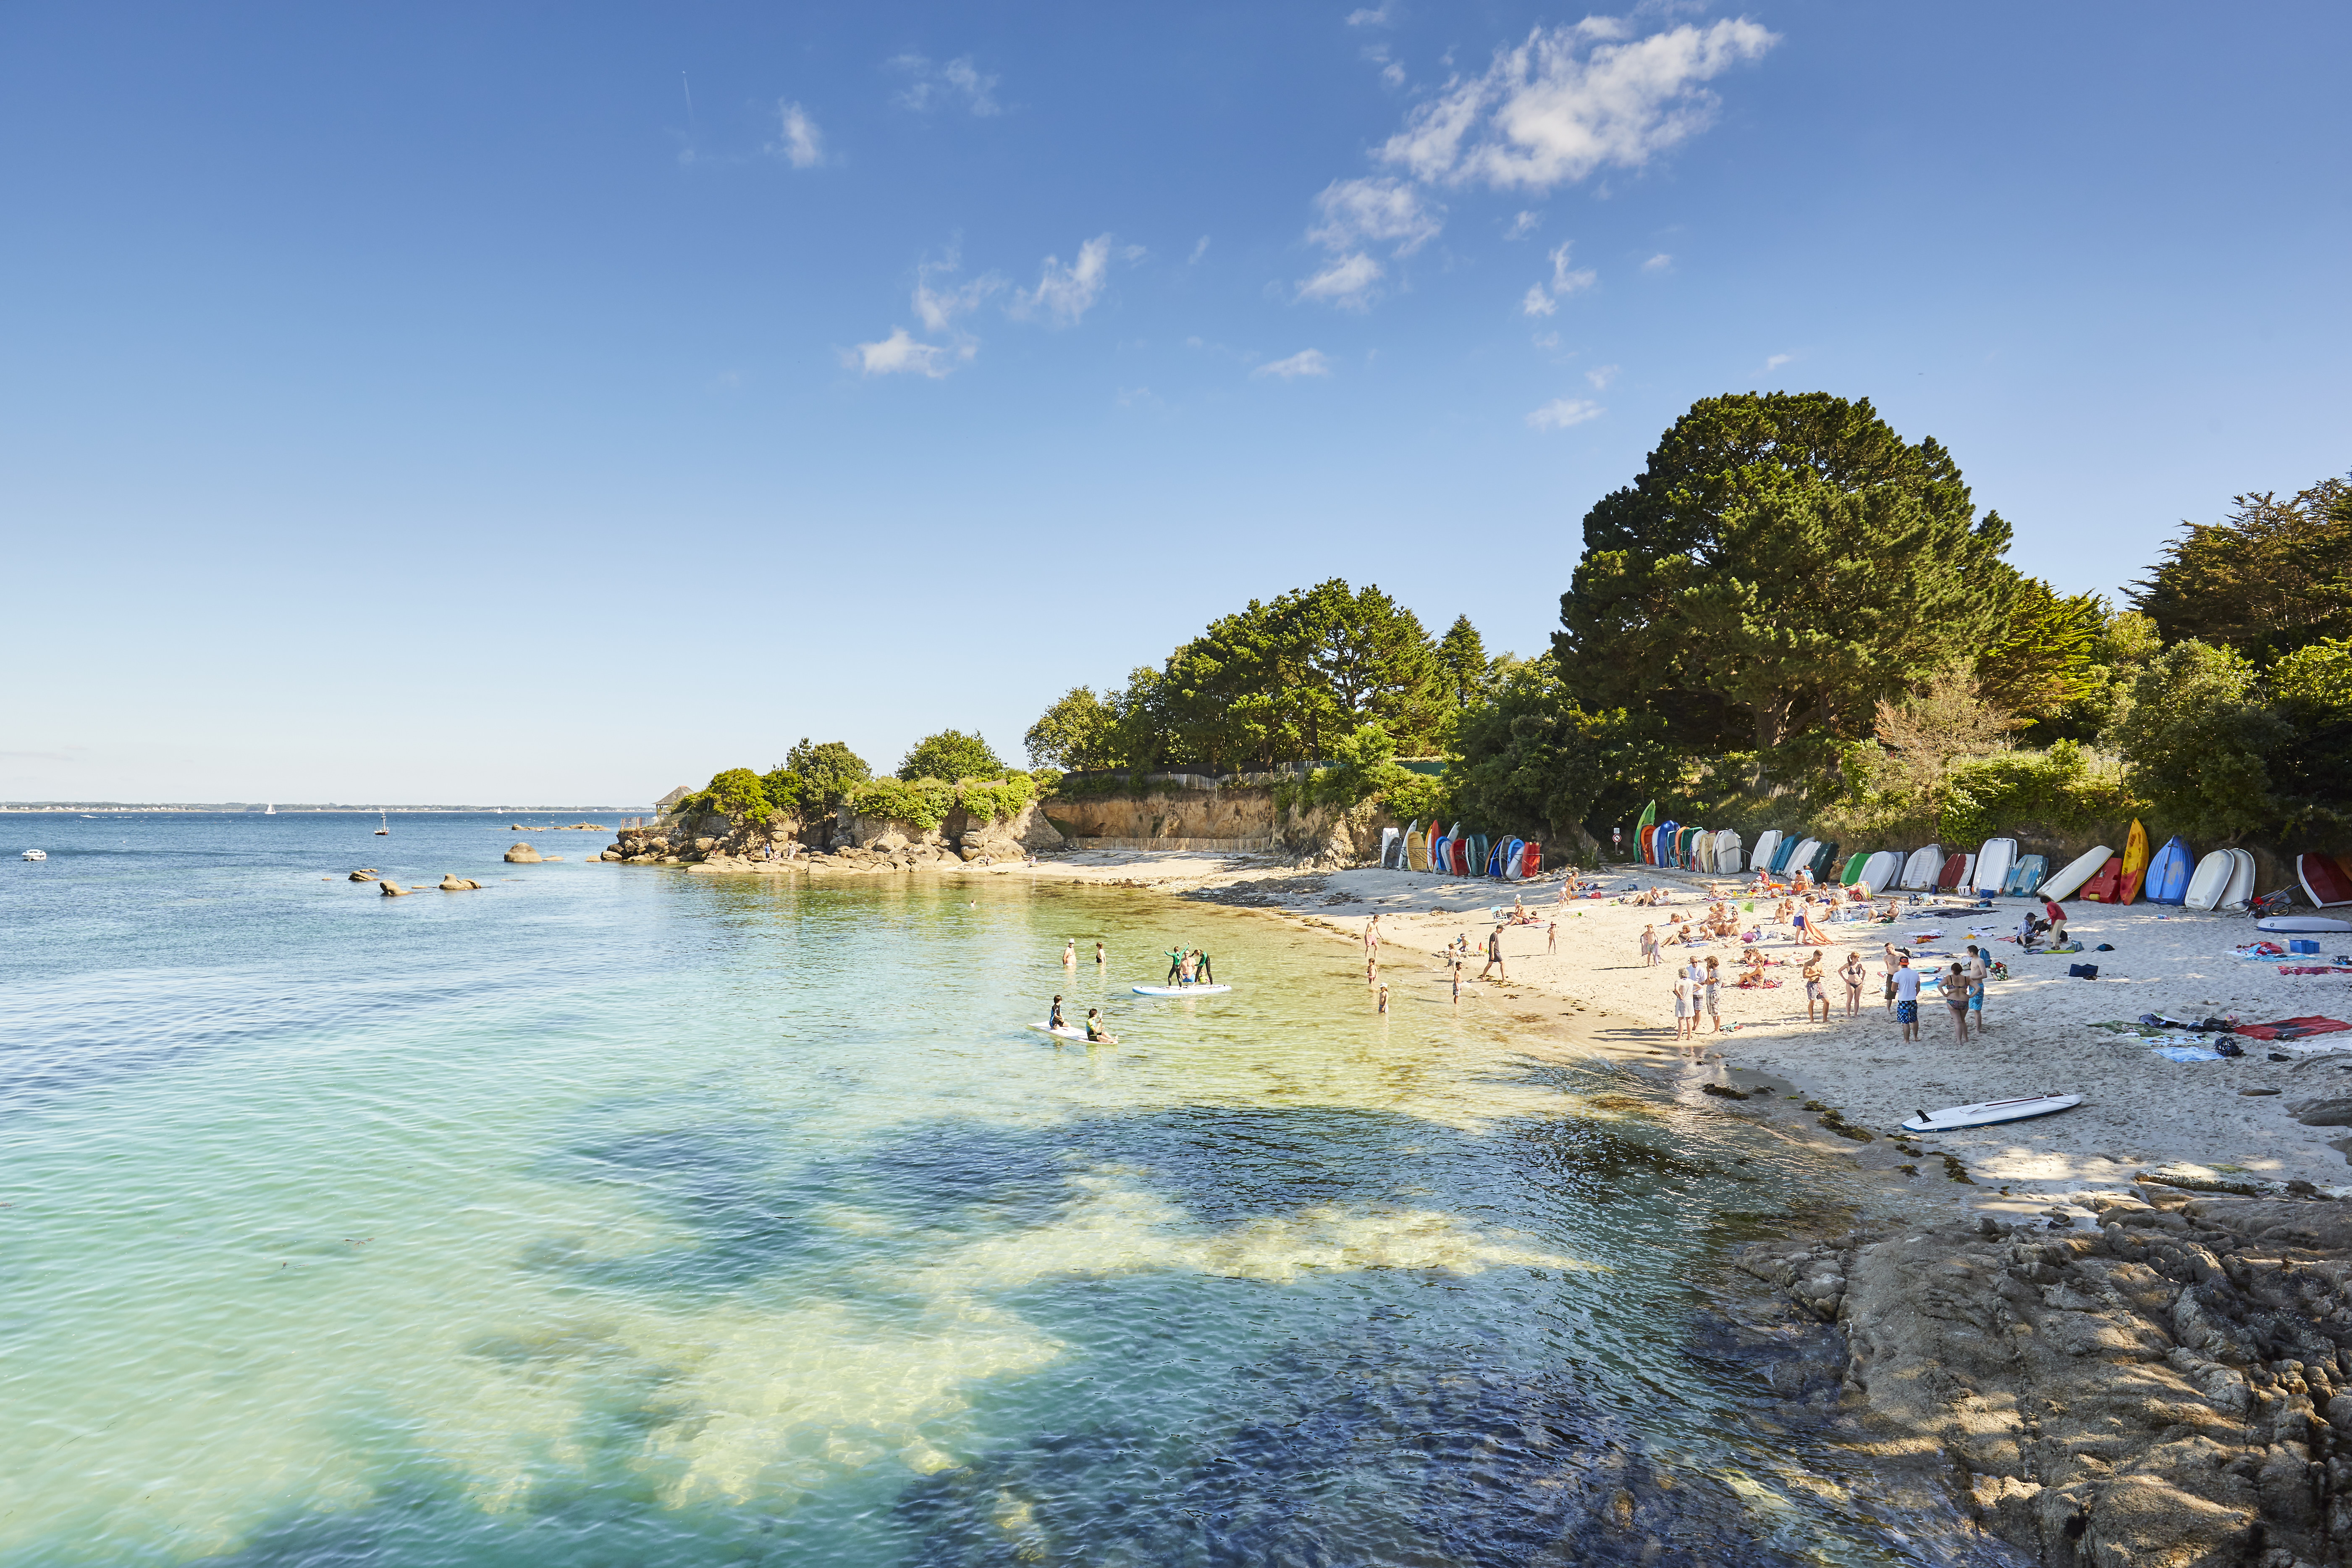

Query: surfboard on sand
left=1901, top=1094, right=2081, bottom=1134
left=2301, top=854, right=2352, bottom=909
left=2117, top=819, right=2151, bottom=904
left=2184, top=849, right=2233, bottom=910
left=2042, top=846, right=2113, bottom=900
left=2259, top=915, right=2352, bottom=934
left=1132, top=983, right=1232, bottom=996
left=2146, top=836, right=2193, bottom=904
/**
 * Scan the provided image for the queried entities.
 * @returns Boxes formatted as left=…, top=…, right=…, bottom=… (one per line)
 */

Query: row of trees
left=673, top=729, right=1038, bottom=829
left=1017, top=391, right=2348, bottom=858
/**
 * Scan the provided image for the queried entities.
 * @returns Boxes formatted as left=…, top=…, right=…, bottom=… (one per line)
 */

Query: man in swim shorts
left=1802, top=954, right=1828, bottom=1023
left=1892, top=957, right=1921, bottom=1042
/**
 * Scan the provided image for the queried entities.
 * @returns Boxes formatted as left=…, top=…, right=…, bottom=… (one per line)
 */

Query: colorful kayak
left=2117, top=819, right=2150, bottom=905
left=2145, top=836, right=2193, bottom=904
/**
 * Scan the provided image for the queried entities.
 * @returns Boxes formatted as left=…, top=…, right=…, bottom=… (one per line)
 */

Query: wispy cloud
left=1189, top=235, right=1211, bottom=265
left=1297, top=177, right=1438, bottom=309
left=1308, top=177, right=1442, bottom=256
left=1548, top=241, right=1595, bottom=295
left=1289, top=13, right=1771, bottom=313
left=1641, top=252, right=1673, bottom=272
left=1296, top=252, right=1384, bottom=309
left=1254, top=349, right=1332, bottom=379
left=1526, top=396, right=1604, bottom=429
left=888, top=54, right=1001, bottom=116
left=1346, top=2, right=1398, bottom=25
left=769, top=101, right=824, bottom=168
left=1521, top=284, right=1556, bottom=317
left=1764, top=352, right=1792, bottom=372
left=1585, top=364, right=1619, bottom=390
left=911, top=250, right=1003, bottom=332
left=848, top=328, right=967, bottom=378
left=1012, top=235, right=1114, bottom=325
left=1379, top=17, right=1778, bottom=190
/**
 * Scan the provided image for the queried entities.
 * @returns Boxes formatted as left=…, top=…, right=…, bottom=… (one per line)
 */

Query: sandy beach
left=963, top=848, right=2352, bottom=1205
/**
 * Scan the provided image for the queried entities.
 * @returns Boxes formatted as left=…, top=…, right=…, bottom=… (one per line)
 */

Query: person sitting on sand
left=1738, top=947, right=1767, bottom=986
left=2016, top=912, right=2043, bottom=952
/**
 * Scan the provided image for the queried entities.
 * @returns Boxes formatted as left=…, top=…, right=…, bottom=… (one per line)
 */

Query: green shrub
left=674, top=767, right=776, bottom=823
left=955, top=771, right=1038, bottom=825
left=844, top=777, right=957, bottom=830
left=898, top=730, right=1003, bottom=783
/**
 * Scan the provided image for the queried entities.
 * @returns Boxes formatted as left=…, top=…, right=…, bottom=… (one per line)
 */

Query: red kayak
left=2080, top=855, right=2127, bottom=902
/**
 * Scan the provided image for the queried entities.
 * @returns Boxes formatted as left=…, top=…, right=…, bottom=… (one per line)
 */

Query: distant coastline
left=0, top=802, right=653, bottom=813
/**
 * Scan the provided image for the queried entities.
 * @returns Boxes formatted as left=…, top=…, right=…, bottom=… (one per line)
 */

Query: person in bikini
left=1839, top=951, right=1865, bottom=1018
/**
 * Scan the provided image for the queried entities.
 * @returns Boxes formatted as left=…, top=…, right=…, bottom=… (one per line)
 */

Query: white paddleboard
left=1901, top=1093, right=2081, bottom=1134
left=1131, top=983, right=1232, bottom=996
left=2184, top=849, right=2234, bottom=911
left=2040, top=846, right=2113, bottom=900
left=2258, top=916, right=2352, bottom=934
left=1028, top=1021, right=1112, bottom=1042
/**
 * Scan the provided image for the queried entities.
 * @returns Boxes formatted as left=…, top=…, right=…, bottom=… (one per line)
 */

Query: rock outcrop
left=503, top=843, right=542, bottom=863
left=378, top=879, right=410, bottom=896
left=348, top=868, right=380, bottom=882
left=438, top=876, right=481, bottom=891
left=1741, top=1188, right=2352, bottom=1565
left=600, top=798, right=1064, bottom=871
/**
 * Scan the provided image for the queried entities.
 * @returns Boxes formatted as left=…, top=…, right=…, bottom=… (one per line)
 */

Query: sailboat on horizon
left=375, top=810, right=389, bottom=836
left=264, top=802, right=275, bottom=815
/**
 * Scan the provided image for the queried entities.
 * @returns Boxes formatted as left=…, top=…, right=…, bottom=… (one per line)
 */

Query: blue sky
left=4, top=2, right=2346, bottom=803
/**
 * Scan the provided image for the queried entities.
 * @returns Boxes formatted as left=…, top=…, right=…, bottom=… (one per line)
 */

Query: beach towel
left=2154, top=1044, right=2225, bottom=1063
left=2281, top=966, right=2352, bottom=976
left=2236, top=1016, right=2352, bottom=1041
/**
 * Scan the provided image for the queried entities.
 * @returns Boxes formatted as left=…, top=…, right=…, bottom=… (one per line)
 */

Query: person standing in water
left=1095, top=941, right=1105, bottom=966
left=1479, top=924, right=1506, bottom=982
left=1063, top=940, right=1076, bottom=967
left=1377, top=982, right=1390, bottom=1014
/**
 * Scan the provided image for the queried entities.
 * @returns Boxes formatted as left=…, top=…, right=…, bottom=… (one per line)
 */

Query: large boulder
left=504, top=843, right=543, bottom=863
left=348, top=868, right=380, bottom=882
left=438, top=876, right=482, bottom=891
left=379, top=879, right=411, bottom=896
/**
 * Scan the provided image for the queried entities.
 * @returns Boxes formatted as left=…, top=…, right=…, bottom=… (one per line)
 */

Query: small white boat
left=1901, top=1093, right=2081, bottom=1134
left=1131, top=983, right=1232, bottom=996
left=375, top=810, right=389, bottom=836
left=1027, top=1021, right=1114, bottom=1044
left=21, top=849, right=46, bottom=861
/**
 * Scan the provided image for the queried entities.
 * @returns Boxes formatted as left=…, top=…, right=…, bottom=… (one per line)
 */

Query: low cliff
left=600, top=797, right=1063, bottom=870
left=1741, top=1187, right=2352, bottom=1565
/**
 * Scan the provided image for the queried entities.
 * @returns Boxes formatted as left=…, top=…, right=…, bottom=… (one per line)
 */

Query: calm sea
left=0, top=813, right=2003, bottom=1566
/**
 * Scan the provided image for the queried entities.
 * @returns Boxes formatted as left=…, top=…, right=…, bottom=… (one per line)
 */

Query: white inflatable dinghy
left=1901, top=1093, right=2081, bottom=1134
left=1131, top=983, right=1232, bottom=997
left=2257, top=916, right=2352, bottom=934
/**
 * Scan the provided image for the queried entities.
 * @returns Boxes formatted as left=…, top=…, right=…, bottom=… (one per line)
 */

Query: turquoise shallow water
left=3, top=814, right=2001, bottom=1566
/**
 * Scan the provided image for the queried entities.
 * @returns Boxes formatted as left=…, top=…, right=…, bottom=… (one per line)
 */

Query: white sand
left=986, top=850, right=2352, bottom=1199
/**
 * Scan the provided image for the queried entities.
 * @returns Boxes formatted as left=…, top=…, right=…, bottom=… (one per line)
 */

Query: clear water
left=2, top=814, right=1996, bottom=1566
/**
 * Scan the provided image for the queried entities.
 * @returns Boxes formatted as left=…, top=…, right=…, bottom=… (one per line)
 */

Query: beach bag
left=2069, top=963, right=2099, bottom=979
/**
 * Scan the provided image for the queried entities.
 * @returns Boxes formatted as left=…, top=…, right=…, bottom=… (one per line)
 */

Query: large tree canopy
left=1556, top=393, right=2012, bottom=778
left=2129, top=477, right=2352, bottom=663
left=1033, top=579, right=1466, bottom=772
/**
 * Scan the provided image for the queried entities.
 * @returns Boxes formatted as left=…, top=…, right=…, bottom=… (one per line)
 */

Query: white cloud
left=1382, top=60, right=1406, bottom=87
left=1308, top=177, right=1442, bottom=256
left=1586, top=364, right=1619, bottom=390
left=1296, top=252, right=1384, bottom=308
left=1641, top=252, right=1673, bottom=271
left=1189, top=235, right=1211, bottom=265
left=771, top=101, right=824, bottom=168
left=1531, top=330, right=1560, bottom=350
left=1347, top=2, right=1397, bottom=24
left=1765, top=352, right=1792, bottom=371
left=1521, top=284, right=1556, bottom=317
left=1505, top=210, right=1540, bottom=239
left=849, top=328, right=965, bottom=378
left=1379, top=17, right=1777, bottom=191
left=911, top=251, right=1002, bottom=332
left=1013, top=235, right=1113, bottom=325
left=1526, top=397, right=1604, bottom=429
left=1254, top=349, right=1332, bottom=379
left=889, top=54, right=1001, bottom=116
left=1548, top=241, right=1596, bottom=294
